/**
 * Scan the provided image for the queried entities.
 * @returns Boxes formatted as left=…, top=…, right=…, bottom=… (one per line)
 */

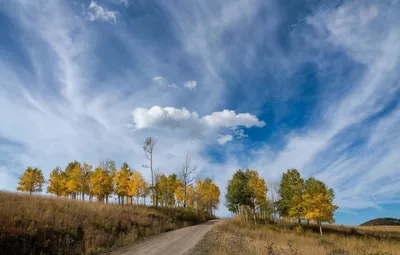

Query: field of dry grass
left=195, top=217, right=400, bottom=255
left=357, top=226, right=400, bottom=233
left=0, top=191, right=214, bottom=254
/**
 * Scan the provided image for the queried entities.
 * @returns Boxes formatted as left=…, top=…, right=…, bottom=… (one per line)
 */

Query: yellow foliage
left=128, top=171, right=147, bottom=204
left=114, top=164, right=131, bottom=198
left=186, top=186, right=195, bottom=208
left=17, top=167, right=45, bottom=195
left=47, top=167, right=68, bottom=196
left=175, top=180, right=184, bottom=206
left=303, top=193, right=337, bottom=224
left=16, top=158, right=221, bottom=212
left=66, top=164, right=81, bottom=196
left=196, top=178, right=220, bottom=214
left=246, top=170, right=268, bottom=211
left=288, top=194, right=305, bottom=220
left=90, top=166, right=113, bottom=202
left=81, top=163, right=92, bottom=197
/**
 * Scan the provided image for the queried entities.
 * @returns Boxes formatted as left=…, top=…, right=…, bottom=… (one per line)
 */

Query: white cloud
left=202, top=110, right=265, bottom=128
left=243, top=1, right=400, bottom=212
left=153, top=76, right=163, bottom=81
left=217, top=135, right=233, bottom=145
left=184, top=80, right=197, bottom=90
left=87, top=1, right=117, bottom=23
left=133, top=106, right=198, bottom=129
left=132, top=106, right=265, bottom=131
left=1, top=0, right=400, bottom=220
left=0, top=0, right=269, bottom=218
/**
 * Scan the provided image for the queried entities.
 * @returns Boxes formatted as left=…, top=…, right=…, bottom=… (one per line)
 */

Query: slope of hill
left=196, top=217, right=400, bottom=255
left=360, top=217, right=400, bottom=226
left=0, top=191, right=214, bottom=255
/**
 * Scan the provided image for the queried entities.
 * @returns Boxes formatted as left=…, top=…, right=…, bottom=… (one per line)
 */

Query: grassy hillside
left=195, top=217, right=400, bottom=255
left=360, top=218, right=400, bottom=226
left=0, top=191, right=214, bottom=255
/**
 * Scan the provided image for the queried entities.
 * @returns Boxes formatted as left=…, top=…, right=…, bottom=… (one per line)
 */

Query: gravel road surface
left=110, top=219, right=221, bottom=255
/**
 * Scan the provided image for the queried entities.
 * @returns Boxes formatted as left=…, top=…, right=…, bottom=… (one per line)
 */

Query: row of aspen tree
left=225, top=169, right=338, bottom=234
left=16, top=137, right=220, bottom=215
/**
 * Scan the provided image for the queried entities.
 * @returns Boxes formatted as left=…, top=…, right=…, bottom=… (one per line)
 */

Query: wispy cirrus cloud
left=0, top=0, right=399, bottom=225
left=241, top=0, right=400, bottom=214
left=0, top=0, right=268, bottom=192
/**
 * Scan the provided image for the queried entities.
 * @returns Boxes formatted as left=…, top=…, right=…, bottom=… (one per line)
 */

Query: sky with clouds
left=1, top=0, right=400, bottom=225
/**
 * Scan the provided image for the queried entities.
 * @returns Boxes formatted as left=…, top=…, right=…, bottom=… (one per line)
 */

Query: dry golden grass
left=357, top=226, right=400, bottom=232
left=195, top=217, right=400, bottom=255
left=0, top=191, right=214, bottom=254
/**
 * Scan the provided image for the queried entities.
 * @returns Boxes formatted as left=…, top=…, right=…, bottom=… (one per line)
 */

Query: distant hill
left=360, top=218, right=400, bottom=226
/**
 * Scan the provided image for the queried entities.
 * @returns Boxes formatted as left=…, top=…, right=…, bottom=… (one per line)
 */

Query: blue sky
left=0, top=0, right=399, bottom=225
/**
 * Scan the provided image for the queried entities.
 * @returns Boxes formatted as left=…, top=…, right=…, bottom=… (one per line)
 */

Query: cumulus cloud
left=87, top=1, right=117, bottom=23
left=217, top=135, right=233, bottom=145
left=184, top=80, right=197, bottom=90
left=132, top=106, right=265, bottom=131
left=202, top=110, right=265, bottom=128
left=133, top=106, right=198, bottom=129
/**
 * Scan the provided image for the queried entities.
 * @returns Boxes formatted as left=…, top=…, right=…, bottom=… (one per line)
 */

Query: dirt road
left=111, top=219, right=221, bottom=255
